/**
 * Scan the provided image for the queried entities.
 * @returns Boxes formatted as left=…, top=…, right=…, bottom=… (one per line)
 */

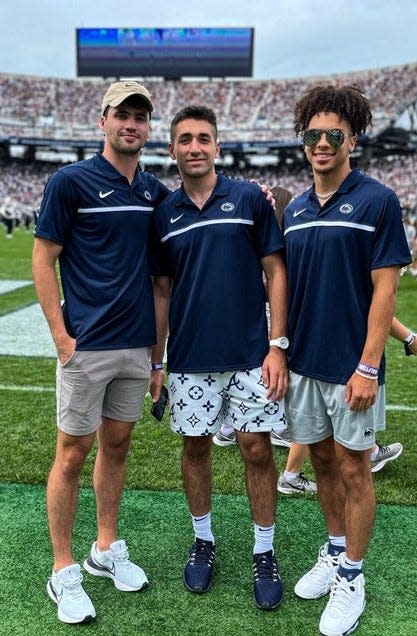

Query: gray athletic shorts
left=56, top=348, right=150, bottom=436
left=168, top=367, right=286, bottom=436
left=285, top=371, right=386, bottom=451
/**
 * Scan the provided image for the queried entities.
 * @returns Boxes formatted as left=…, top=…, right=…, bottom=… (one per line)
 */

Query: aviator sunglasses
left=300, top=128, right=346, bottom=149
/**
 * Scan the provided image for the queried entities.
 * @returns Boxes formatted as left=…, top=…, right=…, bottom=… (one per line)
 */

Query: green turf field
left=0, top=229, right=416, bottom=635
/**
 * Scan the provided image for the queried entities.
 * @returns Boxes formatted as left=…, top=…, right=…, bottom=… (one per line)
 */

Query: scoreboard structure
left=76, top=27, right=254, bottom=79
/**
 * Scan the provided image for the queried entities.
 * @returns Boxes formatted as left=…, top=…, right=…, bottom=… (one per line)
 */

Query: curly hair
left=293, top=84, right=372, bottom=136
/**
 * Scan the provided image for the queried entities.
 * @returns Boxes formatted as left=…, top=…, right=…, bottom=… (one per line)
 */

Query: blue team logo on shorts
left=339, top=203, right=354, bottom=214
left=364, top=428, right=374, bottom=437
left=221, top=202, right=235, bottom=212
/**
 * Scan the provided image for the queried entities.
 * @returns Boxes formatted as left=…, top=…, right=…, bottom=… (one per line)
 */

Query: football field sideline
left=1, top=382, right=416, bottom=414
left=1, top=482, right=416, bottom=636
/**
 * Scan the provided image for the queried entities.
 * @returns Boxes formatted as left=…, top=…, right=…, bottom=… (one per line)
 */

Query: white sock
left=329, top=534, right=346, bottom=554
left=191, top=512, right=214, bottom=543
left=369, top=445, right=379, bottom=461
left=220, top=424, right=234, bottom=436
left=284, top=470, right=300, bottom=482
left=339, top=552, right=363, bottom=571
left=253, top=523, right=275, bottom=554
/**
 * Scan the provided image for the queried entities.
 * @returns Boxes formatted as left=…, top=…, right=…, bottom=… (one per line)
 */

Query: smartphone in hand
left=151, top=385, right=169, bottom=421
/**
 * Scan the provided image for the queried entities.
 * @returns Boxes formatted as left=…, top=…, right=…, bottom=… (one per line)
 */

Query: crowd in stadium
left=1, top=60, right=417, bottom=141
left=2, top=155, right=417, bottom=275
left=2, top=153, right=417, bottom=215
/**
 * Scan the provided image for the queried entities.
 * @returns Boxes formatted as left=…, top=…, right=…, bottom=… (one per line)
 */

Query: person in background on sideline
left=214, top=185, right=317, bottom=494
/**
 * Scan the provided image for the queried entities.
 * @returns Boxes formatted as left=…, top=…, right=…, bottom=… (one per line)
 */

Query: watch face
left=270, top=337, right=289, bottom=350
left=278, top=337, right=289, bottom=350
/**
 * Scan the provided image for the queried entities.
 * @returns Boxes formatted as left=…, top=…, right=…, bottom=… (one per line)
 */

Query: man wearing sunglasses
left=283, top=84, right=410, bottom=636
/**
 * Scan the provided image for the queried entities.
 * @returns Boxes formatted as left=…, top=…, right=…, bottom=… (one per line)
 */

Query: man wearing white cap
left=33, top=81, right=169, bottom=624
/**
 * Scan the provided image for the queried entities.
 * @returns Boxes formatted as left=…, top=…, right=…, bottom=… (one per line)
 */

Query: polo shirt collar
left=173, top=172, right=231, bottom=207
left=307, top=168, right=362, bottom=203
left=93, top=152, right=141, bottom=183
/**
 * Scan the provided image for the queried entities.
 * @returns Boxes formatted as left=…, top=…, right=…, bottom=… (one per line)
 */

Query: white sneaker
left=212, top=430, right=236, bottom=446
left=319, top=571, right=366, bottom=636
left=83, top=539, right=149, bottom=591
left=47, top=563, right=96, bottom=624
left=371, top=442, right=403, bottom=473
left=270, top=427, right=291, bottom=447
left=294, top=543, right=340, bottom=599
left=277, top=472, right=317, bottom=494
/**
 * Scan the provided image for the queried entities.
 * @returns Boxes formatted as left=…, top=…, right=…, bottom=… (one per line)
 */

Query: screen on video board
left=76, top=27, right=254, bottom=78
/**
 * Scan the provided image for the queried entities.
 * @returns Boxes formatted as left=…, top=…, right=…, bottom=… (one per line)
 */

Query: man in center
left=150, top=105, right=288, bottom=609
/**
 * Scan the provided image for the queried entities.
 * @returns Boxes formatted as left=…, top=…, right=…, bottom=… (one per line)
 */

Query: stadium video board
left=76, top=27, right=254, bottom=79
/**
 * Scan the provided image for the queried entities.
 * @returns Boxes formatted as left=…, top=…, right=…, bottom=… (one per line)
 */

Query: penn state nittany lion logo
left=339, top=203, right=354, bottom=214
left=221, top=202, right=235, bottom=212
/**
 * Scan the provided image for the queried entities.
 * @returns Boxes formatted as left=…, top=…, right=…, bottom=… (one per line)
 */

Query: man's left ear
left=168, top=143, right=176, bottom=160
left=349, top=135, right=357, bottom=153
left=98, top=116, right=106, bottom=134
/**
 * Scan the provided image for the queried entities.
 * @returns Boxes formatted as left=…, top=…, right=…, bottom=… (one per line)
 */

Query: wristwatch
left=269, top=337, right=289, bottom=350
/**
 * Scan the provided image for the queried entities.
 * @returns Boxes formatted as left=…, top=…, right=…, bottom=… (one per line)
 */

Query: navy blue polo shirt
left=284, top=169, right=411, bottom=384
left=151, top=173, right=285, bottom=373
left=35, top=153, right=170, bottom=350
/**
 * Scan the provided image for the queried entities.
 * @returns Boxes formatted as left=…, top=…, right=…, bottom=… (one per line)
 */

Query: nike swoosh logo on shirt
left=293, top=208, right=306, bottom=217
left=170, top=213, right=184, bottom=223
left=99, top=190, right=115, bottom=199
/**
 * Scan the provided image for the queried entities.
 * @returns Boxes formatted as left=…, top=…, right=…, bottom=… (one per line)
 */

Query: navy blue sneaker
left=183, top=538, right=215, bottom=593
left=253, top=550, right=283, bottom=610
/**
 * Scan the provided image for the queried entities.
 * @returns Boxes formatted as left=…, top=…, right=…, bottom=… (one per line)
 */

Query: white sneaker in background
left=371, top=442, right=403, bottom=473
left=277, top=472, right=317, bottom=494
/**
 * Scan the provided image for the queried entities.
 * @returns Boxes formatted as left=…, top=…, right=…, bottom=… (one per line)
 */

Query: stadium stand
left=1, top=62, right=417, bottom=142
left=1, top=63, right=417, bottom=237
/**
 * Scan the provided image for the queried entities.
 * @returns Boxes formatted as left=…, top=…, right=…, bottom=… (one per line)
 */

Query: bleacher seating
left=1, top=62, right=417, bottom=143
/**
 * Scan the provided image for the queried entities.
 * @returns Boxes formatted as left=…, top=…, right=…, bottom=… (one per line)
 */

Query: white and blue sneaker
left=47, top=563, right=96, bottom=624
left=319, top=567, right=366, bottom=636
left=83, top=540, right=148, bottom=592
left=294, top=543, right=341, bottom=599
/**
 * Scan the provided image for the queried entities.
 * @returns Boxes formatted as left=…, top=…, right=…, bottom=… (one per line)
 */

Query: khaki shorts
left=285, top=371, right=386, bottom=451
left=56, top=348, right=150, bottom=436
left=168, top=367, right=286, bottom=436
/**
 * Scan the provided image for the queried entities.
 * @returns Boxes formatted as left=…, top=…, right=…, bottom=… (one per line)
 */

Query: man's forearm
left=359, top=268, right=399, bottom=368
left=151, top=276, right=171, bottom=364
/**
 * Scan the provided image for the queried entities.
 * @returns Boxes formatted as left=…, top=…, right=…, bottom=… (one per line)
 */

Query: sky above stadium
left=1, top=0, right=417, bottom=80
